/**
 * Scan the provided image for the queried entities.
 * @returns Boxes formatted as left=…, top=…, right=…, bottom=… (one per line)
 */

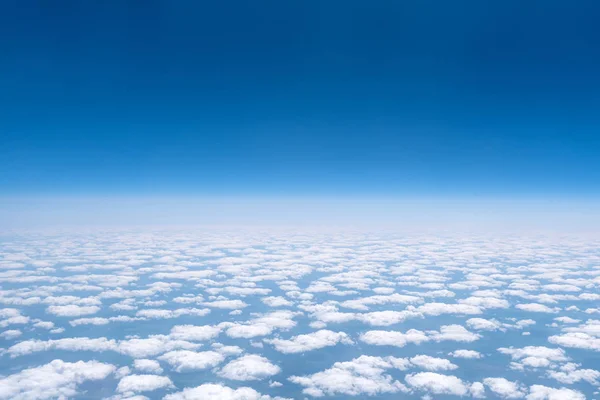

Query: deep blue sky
left=1, top=0, right=600, bottom=196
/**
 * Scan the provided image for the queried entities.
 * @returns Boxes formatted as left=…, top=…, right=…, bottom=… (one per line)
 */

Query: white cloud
left=0, top=329, right=22, bottom=339
left=159, top=350, right=225, bottom=372
left=429, top=325, right=481, bottom=342
left=526, top=384, right=585, bottom=400
left=289, top=355, right=410, bottom=397
left=169, top=325, right=222, bottom=341
left=46, top=305, right=100, bottom=317
left=262, top=296, right=293, bottom=307
left=0, top=359, right=115, bottom=400
left=203, top=299, right=248, bottom=309
left=466, top=318, right=504, bottom=331
left=360, top=329, right=429, bottom=348
left=405, top=372, right=469, bottom=396
left=135, top=308, right=210, bottom=319
left=483, top=377, right=526, bottom=399
left=409, top=355, right=458, bottom=371
left=133, top=359, right=163, bottom=374
left=266, top=330, right=353, bottom=354
left=515, top=303, right=559, bottom=313
left=449, top=349, right=483, bottom=359
left=416, top=303, right=482, bottom=316
left=116, top=374, right=173, bottom=393
left=218, top=354, right=280, bottom=381
left=164, top=383, right=291, bottom=400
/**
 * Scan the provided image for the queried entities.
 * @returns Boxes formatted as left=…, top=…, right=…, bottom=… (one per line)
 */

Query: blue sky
left=1, top=1, right=600, bottom=229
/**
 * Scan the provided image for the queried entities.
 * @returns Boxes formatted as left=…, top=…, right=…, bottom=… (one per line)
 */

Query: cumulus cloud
left=133, top=359, right=163, bottom=374
left=265, top=330, right=353, bottom=353
left=46, top=305, right=100, bottom=317
left=0, top=359, right=115, bottom=400
left=116, top=374, right=174, bottom=393
left=218, top=354, right=281, bottom=381
left=164, top=383, right=291, bottom=400
left=158, top=350, right=225, bottom=372
left=449, top=349, right=483, bottom=359
left=289, top=355, right=410, bottom=397
left=405, top=372, right=469, bottom=396
left=483, top=378, right=526, bottom=399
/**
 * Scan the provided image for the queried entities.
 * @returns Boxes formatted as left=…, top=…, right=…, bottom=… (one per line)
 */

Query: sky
left=1, top=1, right=600, bottom=226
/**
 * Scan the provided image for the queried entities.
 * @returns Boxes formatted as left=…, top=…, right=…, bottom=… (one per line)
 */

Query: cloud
left=289, top=355, right=410, bottom=397
left=428, top=325, right=481, bottom=342
left=0, top=359, right=115, bottom=400
left=405, top=372, right=469, bottom=396
left=164, top=383, right=291, bottom=400
left=169, top=325, right=222, bottom=341
left=46, top=305, right=100, bottom=317
left=265, top=330, right=353, bottom=354
left=203, top=299, right=248, bottom=309
left=448, top=349, right=483, bottom=359
left=526, top=385, right=585, bottom=400
left=133, top=359, right=163, bottom=374
left=409, top=355, right=458, bottom=371
left=116, top=374, right=174, bottom=393
left=515, top=303, right=559, bottom=313
left=159, top=350, right=225, bottom=372
left=0, top=329, right=22, bottom=340
left=483, top=378, right=526, bottom=399
left=360, top=329, right=429, bottom=348
left=416, top=303, right=482, bottom=316
left=135, top=308, right=210, bottom=319
left=8, top=335, right=202, bottom=359
left=217, top=354, right=281, bottom=381
left=262, top=296, right=293, bottom=307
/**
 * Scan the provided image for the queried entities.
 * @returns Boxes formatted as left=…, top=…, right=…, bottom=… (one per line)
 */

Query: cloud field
left=1, top=229, right=599, bottom=399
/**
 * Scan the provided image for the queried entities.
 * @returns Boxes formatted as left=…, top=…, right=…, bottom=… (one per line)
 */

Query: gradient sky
left=2, top=1, right=599, bottom=198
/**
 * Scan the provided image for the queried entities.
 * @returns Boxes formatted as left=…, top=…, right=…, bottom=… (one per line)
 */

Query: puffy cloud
left=405, top=372, right=469, bottom=396
left=289, top=355, right=410, bottom=397
left=169, top=325, right=222, bottom=341
left=46, top=305, right=100, bottom=317
left=8, top=335, right=202, bottom=359
left=135, top=308, right=210, bottom=319
left=466, top=318, right=504, bottom=331
left=0, top=359, right=115, bottom=400
left=547, top=363, right=600, bottom=385
left=429, top=325, right=481, bottom=342
left=497, top=346, right=569, bottom=370
left=218, top=354, right=280, bottom=381
left=483, top=378, right=526, bottom=399
left=164, top=383, right=291, bottom=400
left=262, top=296, right=293, bottom=307
left=133, top=359, right=163, bottom=374
left=0, top=329, right=22, bottom=339
left=416, top=303, right=482, bottom=316
left=203, top=300, right=248, bottom=309
left=159, top=350, right=225, bottom=371
left=360, top=329, right=430, bottom=348
left=526, top=385, right=585, bottom=400
left=266, top=330, right=353, bottom=354
left=409, top=355, right=458, bottom=371
left=116, top=374, right=173, bottom=393
left=515, top=303, right=559, bottom=313
left=449, top=349, right=483, bottom=359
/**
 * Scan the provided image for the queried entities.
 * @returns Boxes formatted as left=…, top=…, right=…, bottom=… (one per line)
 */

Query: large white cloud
left=164, top=383, right=291, bottom=400
left=289, top=355, right=411, bottom=397
left=158, top=350, right=226, bottom=372
left=405, top=372, right=469, bottom=396
left=116, top=374, right=174, bottom=393
left=265, top=330, right=353, bottom=353
left=0, top=359, right=115, bottom=400
left=218, top=354, right=281, bottom=381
